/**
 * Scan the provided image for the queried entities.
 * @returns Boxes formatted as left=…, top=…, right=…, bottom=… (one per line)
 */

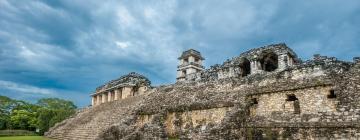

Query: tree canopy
left=37, top=98, right=76, bottom=110
left=0, top=95, right=77, bottom=135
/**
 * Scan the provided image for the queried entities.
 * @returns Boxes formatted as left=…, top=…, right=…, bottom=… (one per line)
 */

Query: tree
left=0, top=96, right=77, bottom=135
left=37, top=108, right=55, bottom=134
left=36, top=98, right=77, bottom=134
left=0, top=114, right=10, bottom=130
left=10, top=110, right=37, bottom=130
left=0, top=96, right=16, bottom=129
left=37, top=98, right=76, bottom=110
left=8, top=100, right=39, bottom=130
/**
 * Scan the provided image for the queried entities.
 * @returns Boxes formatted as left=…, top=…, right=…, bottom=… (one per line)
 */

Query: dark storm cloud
left=0, top=0, right=359, bottom=107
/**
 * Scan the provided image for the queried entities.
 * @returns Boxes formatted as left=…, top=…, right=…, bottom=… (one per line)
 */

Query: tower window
left=184, top=58, right=189, bottom=63
left=327, top=90, right=336, bottom=99
left=251, top=98, right=258, bottom=105
left=286, top=94, right=300, bottom=114
left=239, top=58, right=251, bottom=77
left=286, top=94, right=298, bottom=101
left=260, top=52, right=278, bottom=72
left=182, top=70, right=186, bottom=75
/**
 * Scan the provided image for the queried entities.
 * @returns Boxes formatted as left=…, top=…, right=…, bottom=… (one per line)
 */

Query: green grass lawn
left=0, top=136, right=50, bottom=140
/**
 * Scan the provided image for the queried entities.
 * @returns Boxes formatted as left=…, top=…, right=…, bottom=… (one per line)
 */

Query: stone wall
left=249, top=86, right=336, bottom=117
left=164, top=107, right=232, bottom=138
left=229, top=127, right=360, bottom=139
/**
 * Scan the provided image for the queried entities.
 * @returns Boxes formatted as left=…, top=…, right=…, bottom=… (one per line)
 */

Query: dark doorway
left=286, top=94, right=298, bottom=101
left=251, top=98, right=258, bottom=105
left=133, top=87, right=139, bottom=96
left=327, top=89, right=336, bottom=99
left=286, top=94, right=300, bottom=114
left=260, top=52, right=278, bottom=72
left=240, top=58, right=251, bottom=77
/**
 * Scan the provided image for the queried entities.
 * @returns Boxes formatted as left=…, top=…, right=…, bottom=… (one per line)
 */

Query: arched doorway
left=260, top=52, right=278, bottom=72
left=239, top=58, right=251, bottom=77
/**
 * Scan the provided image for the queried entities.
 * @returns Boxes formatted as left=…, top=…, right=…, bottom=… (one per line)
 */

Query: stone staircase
left=46, top=95, right=145, bottom=140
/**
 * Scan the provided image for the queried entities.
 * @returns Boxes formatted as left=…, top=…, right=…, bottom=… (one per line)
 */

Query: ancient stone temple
left=91, top=72, right=151, bottom=106
left=46, top=43, right=360, bottom=140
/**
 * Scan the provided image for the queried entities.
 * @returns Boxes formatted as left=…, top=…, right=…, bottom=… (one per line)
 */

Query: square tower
left=177, top=49, right=205, bottom=82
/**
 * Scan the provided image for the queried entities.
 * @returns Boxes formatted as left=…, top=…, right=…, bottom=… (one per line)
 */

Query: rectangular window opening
left=182, top=70, right=186, bottom=75
left=327, top=90, right=337, bottom=99
left=286, top=94, right=298, bottom=101
left=184, top=58, right=189, bottom=63
left=251, top=98, right=258, bottom=105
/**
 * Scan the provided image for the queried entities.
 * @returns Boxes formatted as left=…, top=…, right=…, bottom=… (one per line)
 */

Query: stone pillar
left=119, top=88, right=123, bottom=99
left=288, top=56, right=294, bottom=66
left=92, top=96, right=95, bottom=106
left=102, top=93, right=107, bottom=103
left=278, top=53, right=288, bottom=71
left=108, top=91, right=112, bottom=102
left=97, top=94, right=101, bottom=105
left=114, top=89, right=119, bottom=100
left=250, top=60, right=262, bottom=74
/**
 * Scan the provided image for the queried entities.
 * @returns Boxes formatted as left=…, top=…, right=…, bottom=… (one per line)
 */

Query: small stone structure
left=46, top=43, right=360, bottom=140
left=176, top=49, right=205, bottom=82
left=90, top=72, right=150, bottom=106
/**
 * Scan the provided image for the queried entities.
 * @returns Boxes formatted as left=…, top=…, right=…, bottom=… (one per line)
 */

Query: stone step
left=46, top=96, right=145, bottom=140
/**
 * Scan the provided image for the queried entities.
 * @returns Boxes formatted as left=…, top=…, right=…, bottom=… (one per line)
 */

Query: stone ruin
left=177, top=43, right=300, bottom=82
left=91, top=72, right=151, bottom=106
left=45, top=43, right=360, bottom=139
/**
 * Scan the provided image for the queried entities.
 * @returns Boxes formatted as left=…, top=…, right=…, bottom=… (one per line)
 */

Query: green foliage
left=9, top=101, right=39, bottom=130
left=0, top=96, right=17, bottom=130
left=0, top=116, right=9, bottom=130
left=36, top=98, right=77, bottom=135
left=0, top=96, right=77, bottom=135
left=36, top=108, right=55, bottom=135
left=10, top=110, right=37, bottom=130
left=37, top=98, right=76, bottom=110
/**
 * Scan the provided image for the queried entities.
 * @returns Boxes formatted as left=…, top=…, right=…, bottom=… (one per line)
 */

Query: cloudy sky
left=0, top=0, right=359, bottom=107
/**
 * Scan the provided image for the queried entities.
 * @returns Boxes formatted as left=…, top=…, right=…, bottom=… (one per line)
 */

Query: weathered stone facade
left=90, top=72, right=151, bottom=106
left=46, top=43, right=360, bottom=139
